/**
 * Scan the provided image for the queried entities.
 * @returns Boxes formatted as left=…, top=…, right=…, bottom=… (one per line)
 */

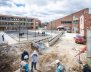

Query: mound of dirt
left=0, top=44, right=19, bottom=72
left=38, top=52, right=58, bottom=72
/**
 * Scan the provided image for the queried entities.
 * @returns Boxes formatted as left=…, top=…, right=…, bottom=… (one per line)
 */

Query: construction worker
left=82, top=61, right=91, bottom=72
left=20, top=55, right=29, bottom=72
left=55, top=60, right=65, bottom=72
left=2, top=34, right=4, bottom=41
left=31, top=50, right=38, bottom=71
left=21, top=49, right=29, bottom=61
left=38, top=32, right=40, bottom=36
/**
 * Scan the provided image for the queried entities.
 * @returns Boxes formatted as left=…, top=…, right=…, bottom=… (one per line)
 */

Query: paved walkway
left=0, top=31, right=17, bottom=45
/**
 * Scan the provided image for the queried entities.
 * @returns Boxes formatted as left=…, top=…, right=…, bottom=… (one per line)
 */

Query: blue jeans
left=31, top=62, right=37, bottom=70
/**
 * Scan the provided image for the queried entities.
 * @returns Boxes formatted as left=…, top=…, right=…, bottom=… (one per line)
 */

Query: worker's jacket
left=31, top=53, right=38, bottom=63
left=56, top=65, right=61, bottom=72
left=21, top=51, right=29, bottom=60
left=56, top=64, right=65, bottom=72
left=20, top=61, right=29, bottom=72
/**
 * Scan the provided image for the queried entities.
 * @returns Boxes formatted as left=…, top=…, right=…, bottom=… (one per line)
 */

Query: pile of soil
left=0, top=44, right=19, bottom=72
left=38, top=52, right=57, bottom=72
left=0, top=42, right=33, bottom=72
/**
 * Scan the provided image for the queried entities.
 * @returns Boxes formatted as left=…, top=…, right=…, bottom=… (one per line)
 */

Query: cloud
left=0, top=0, right=12, bottom=7
left=0, top=0, right=91, bottom=22
left=14, top=3, right=25, bottom=7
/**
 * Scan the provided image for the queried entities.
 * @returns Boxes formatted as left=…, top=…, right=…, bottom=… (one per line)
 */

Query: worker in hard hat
left=20, top=55, right=29, bottom=72
left=55, top=60, right=65, bottom=72
left=82, top=61, right=91, bottom=72
left=31, top=50, right=38, bottom=71
left=56, top=60, right=61, bottom=72
left=21, top=49, right=29, bottom=61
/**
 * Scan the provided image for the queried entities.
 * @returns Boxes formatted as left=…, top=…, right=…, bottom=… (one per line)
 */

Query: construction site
left=0, top=28, right=91, bottom=72
left=0, top=0, right=91, bottom=72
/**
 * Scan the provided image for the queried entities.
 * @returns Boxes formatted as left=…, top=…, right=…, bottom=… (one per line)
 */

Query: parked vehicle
left=74, top=35, right=85, bottom=44
left=57, top=26, right=66, bottom=31
left=67, top=29, right=71, bottom=33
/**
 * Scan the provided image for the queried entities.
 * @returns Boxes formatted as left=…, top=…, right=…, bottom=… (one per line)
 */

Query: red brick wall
left=88, top=14, right=91, bottom=28
left=47, top=8, right=90, bottom=37
left=33, top=18, right=41, bottom=29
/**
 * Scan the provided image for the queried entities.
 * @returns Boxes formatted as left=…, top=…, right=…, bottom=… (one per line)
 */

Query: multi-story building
left=0, top=15, right=41, bottom=30
left=47, top=8, right=91, bottom=37
left=88, top=14, right=91, bottom=28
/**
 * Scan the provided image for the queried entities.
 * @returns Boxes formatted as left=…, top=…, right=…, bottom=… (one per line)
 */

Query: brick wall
left=47, top=8, right=90, bottom=37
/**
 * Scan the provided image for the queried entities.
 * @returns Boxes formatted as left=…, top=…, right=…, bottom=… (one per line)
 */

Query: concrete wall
left=80, top=15, right=84, bottom=36
left=87, top=29, right=91, bottom=67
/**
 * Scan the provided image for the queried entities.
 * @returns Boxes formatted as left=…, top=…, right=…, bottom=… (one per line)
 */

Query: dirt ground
left=0, top=33, right=86, bottom=72
left=36, top=34, right=86, bottom=72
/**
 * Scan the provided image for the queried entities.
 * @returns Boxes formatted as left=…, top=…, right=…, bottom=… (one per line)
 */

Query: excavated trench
left=0, top=38, right=85, bottom=72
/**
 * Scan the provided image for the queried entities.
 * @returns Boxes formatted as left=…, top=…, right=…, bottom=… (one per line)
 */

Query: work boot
left=31, top=69, right=33, bottom=72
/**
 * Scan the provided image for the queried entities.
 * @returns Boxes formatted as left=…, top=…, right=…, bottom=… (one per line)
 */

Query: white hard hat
left=55, top=60, right=60, bottom=64
left=34, top=50, right=37, bottom=53
left=24, top=55, right=28, bottom=59
left=24, top=49, right=27, bottom=51
left=33, top=50, right=37, bottom=54
left=20, top=61, right=26, bottom=66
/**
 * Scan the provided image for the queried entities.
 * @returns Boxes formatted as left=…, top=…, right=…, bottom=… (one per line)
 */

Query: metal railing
left=48, top=31, right=64, bottom=46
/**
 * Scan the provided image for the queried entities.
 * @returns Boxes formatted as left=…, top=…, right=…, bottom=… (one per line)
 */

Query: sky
left=0, top=0, right=91, bottom=22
